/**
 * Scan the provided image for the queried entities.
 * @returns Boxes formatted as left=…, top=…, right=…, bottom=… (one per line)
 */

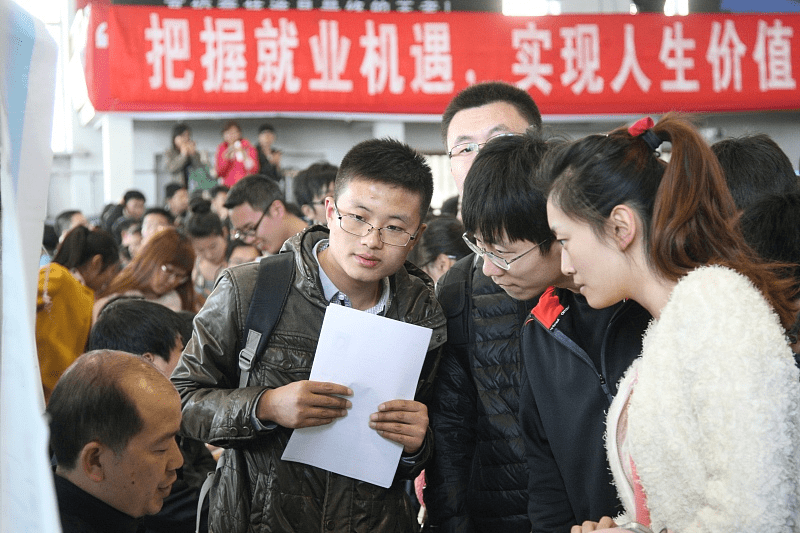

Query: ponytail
left=649, top=113, right=797, bottom=330
left=648, top=114, right=739, bottom=279
left=53, top=226, right=119, bottom=271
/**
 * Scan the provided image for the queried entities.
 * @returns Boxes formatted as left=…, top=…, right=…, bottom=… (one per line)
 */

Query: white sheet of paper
left=281, top=303, right=433, bottom=488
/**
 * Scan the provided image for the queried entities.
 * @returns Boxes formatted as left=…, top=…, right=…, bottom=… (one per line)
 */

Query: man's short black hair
left=143, top=207, right=175, bottom=225
left=165, top=182, right=187, bottom=200
left=711, top=134, right=798, bottom=211
left=88, top=298, right=184, bottom=363
left=461, top=132, right=556, bottom=252
left=258, top=123, right=276, bottom=134
left=293, top=162, right=338, bottom=207
left=441, top=81, right=542, bottom=144
left=224, top=174, right=285, bottom=212
left=54, top=210, right=82, bottom=238
left=123, top=189, right=146, bottom=203
left=47, top=350, right=158, bottom=469
left=335, top=138, right=433, bottom=221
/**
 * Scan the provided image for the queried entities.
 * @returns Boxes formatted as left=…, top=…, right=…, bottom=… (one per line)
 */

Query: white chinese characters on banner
left=610, top=24, right=651, bottom=93
left=201, top=17, right=249, bottom=92
left=511, top=22, right=554, bottom=95
left=560, top=24, right=603, bottom=95
left=255, top=18, right=301, bottom=93
left=137, top=13, right=797, bottom=101
left=360, top=20, right=405, bottom=95
left=753, top=19, right=796, bottom=91
left=660, top=22, right=700, bottom=92
left=145, top=14, right=195, bottom=91
left=706, top=20, right=746, bottom=92
left=310, top=20, right=354, bottom=92
left=410, top=22, right=454, bottom=94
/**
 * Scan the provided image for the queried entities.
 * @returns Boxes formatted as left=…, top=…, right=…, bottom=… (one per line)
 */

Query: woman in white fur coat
left=543, top=113, right=800, bottom=533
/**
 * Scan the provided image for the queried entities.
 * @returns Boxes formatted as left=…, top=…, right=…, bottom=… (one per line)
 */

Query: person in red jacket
left=215, top=120, right=257, bottom=187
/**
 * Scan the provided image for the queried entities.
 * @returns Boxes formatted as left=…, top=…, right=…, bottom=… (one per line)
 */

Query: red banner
left=88, top=4, right=800, bottom=114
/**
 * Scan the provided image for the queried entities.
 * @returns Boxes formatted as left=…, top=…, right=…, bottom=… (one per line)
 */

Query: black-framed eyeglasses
left=233, top=210, right=268, bottom=241
left=334, top=204, right=419, bottom=247
left=448, top=133, right=521, bottom=159
left=462, top=232, right=543, bottom=271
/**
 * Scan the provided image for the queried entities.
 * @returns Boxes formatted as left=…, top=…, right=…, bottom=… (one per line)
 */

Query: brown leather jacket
left=172, top=227, right=447, bottom=533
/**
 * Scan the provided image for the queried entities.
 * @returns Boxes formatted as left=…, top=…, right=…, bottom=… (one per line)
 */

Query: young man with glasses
left=423, top=81, right=543, bottom=533
left=462, top=133, right=651, bottom=533
left=225, top=174, right=309, bottom=255
left=172, top=138, right=447, bottom=533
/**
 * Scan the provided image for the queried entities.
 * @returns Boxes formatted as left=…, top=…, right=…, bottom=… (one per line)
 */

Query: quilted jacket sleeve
left=423, top=338, right=478, bottom=533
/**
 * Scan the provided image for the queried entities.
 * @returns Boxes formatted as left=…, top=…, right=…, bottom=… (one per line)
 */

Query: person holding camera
left=215, top=120, right=257, bottom=187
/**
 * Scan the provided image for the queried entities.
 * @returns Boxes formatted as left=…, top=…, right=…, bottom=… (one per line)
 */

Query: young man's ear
left=609, top=204, right=638, bottom=251
left=142, top=352, right=156, bottom=365
left=324, top=197, right=337, bottom=225
left=268, top=199, right=285, bottom=218
left=79, top=441, right=107, bottom=483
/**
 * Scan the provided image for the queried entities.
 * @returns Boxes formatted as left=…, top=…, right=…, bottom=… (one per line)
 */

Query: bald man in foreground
left=46, top=350, right=184, bottom=533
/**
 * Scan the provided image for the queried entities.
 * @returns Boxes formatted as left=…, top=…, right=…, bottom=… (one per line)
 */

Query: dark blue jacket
left=520, top=287, right=651, bottom=533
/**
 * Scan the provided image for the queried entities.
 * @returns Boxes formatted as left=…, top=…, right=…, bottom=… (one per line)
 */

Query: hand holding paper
left=369, top=400, right=428, bottom=454
left=257, top=380, right=353, bottom=429
left=281, top=304, right=434, bottom=487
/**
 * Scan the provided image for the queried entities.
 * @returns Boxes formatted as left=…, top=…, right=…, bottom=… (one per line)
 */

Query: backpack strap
left=238, top=251, right=295, bottom=388
left=197, top=252, right=295, bottom=532
left=437, top=254, right=475, bottom=347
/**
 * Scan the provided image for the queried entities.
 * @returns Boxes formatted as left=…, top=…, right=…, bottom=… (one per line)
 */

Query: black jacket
left=519, top=287, right=650, bottom=533
left=424, top=255, right=538, bottom=533
left=172, top=228, right=447, bottom=533
left=54, top=473, right=140, bottom=533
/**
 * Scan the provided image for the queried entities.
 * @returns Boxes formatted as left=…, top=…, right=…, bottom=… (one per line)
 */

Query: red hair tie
left=628, top=116, right=662, bottom=153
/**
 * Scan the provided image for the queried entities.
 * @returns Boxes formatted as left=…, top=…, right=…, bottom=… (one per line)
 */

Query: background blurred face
left=86, top=260, right=121, bottom=294
left=192, top=234, right=227, bottom=264
left=228, top=244, right=261, bottom=266
left=149, top=263, right=189, bottom=296
left=308, top=181, right=335, bottom=224
left=141, top=214, right=171, bottom=246
left=102, top=381, right=183, bottom=518
left=230, top=201, right=282, bottom=254
left=167, top=188, right=189, bottom=216
left=174, top=129, right=191, bottom=150
left=223, top=126, right=241, bottom=145
left=125, top=199, right=146, bottom=221
left=446, top=101, right=531, bottom=194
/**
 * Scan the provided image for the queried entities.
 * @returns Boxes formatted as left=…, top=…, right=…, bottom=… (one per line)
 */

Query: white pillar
left=372, top=121, right=405, bottom=143
left=101, top=114, right=135, bottom=203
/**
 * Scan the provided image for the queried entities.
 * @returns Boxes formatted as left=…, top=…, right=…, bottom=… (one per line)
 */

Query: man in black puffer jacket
left=424, top=82, right=546, bottom=533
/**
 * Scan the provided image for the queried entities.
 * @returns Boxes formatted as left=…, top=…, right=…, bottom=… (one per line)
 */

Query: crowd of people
left=36, top=81, right=800, bottom=533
